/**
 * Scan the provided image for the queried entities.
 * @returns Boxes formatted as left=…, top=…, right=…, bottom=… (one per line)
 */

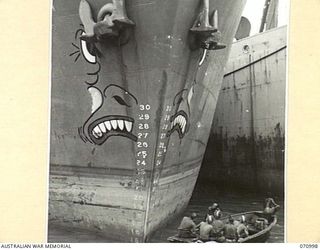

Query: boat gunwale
left=220, top=210, right=278, bottom=243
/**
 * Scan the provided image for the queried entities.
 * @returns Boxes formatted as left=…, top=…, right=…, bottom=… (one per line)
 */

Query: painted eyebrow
left=75, top=27, right=85, bottom=40
left=103, top=84, right=138, bottom=105
left=173, top=89, right=188, bottom=105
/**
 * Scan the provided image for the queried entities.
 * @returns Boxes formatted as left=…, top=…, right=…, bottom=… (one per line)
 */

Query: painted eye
left=80, top=32, right=96, bottom=64
left=88, top=87, right=103, bottom=113
left=113, top=95, right=130, bottom=107
left=187, top=86, right=194, bottom=106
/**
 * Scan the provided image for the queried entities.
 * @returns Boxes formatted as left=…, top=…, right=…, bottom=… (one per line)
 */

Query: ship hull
left=49, top=0, right=246, bottom=242
left=200, top=26, right=287, bottom=194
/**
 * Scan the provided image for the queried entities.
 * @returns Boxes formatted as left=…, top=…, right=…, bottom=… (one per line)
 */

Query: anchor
left=190, top=0, right=226, bottom=50
left=79, top=0, right=135, bottom=44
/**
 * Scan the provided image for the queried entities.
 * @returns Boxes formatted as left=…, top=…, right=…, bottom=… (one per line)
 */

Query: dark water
left=48, top=183, right=284, bottom=243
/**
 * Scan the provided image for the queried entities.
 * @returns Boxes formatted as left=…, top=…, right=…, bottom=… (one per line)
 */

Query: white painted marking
left=182, top=124, right=186, bottom=134
left=117, top=120, right=124, bottom=130
left=125, top=121, right=132, bottom=132
left=187, top=86, right=194, bottom=106
left=104, top=121, right=111, bottom=131
left=111, top=120, right=117, bottom=130
left=81, top=34, right=96, bottom=63
left=94, top=126, right=102, bottom=137
left=88, top=87, right=103, bottom=114
left=98, top=123, right=106, bottom=133
left=199, top=49, right=208, bottom=66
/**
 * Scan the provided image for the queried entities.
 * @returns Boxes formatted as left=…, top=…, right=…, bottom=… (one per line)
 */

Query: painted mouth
left=88, top=115, right=137, bottom=145
left=167, top=110, right=189, bottom=139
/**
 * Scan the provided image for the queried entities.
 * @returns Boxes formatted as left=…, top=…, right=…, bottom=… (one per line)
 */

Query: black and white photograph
left=48, top=0, right=289, bottom=243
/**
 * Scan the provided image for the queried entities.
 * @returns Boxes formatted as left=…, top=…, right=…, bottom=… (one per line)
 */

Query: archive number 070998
left=300, top=244, right=318, bottom=248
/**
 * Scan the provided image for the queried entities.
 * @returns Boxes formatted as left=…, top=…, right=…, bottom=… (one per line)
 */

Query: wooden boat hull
left=233, top=211, right=278, bottom=243
left=49, top=0, right=246, bottom=242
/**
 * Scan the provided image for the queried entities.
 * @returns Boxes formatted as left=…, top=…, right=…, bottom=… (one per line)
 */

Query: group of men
left=177, top=203, right=248, bottom=242
left=177, top=198, right=279, bottom=243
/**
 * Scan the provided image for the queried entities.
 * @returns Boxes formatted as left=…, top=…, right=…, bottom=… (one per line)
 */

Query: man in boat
left=198, top=216, right=214, bottom=242
left=234, top=215, right=249, bottom=240
left=223, top=216, right=238, bottom=243
left=177, top=213, right=198, bottom=238
left=205, top=203, right=223, bottom=242
left=260, top=197, right=280, bottom=223
left=263, top=198, right=280, bottom=215
left=210, top=216, right=225, bottom=242
left=205, top=202, right=221, bottom=222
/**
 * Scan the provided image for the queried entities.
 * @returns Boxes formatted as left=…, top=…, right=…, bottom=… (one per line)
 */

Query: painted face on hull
left=70, top=27, right=138, bottom=145
left=167, top=87, right=194, bottom=139
left=166, top=0, right=226, bottom=141
left=70, top=0, right=138, bottom=146
left=166, top=48, right=210, bottom=140
left=86, top=84, right=138, bottom=145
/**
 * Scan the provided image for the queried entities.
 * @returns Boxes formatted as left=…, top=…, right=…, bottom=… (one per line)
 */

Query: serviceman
left=235, top=215, right=249, bottom=240
left=263, top=198, right=280, bottom=215
left=223, top=216, right=238, bottom=242
left=198, top=216, right=214, bottom=242
left=177, top=213, right=198, bottom=238
left=205, top=202, right=221, bottom=222
left=211, top=216, right=225, bottom=242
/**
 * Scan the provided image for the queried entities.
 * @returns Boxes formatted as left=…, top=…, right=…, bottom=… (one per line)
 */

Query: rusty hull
left=200, top=26, right=287, bottom=195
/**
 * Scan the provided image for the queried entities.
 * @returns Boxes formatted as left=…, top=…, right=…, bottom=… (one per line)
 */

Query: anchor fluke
left=79, top=0, right=135, bottom=44
left=190, top=0, right=226, bottom=50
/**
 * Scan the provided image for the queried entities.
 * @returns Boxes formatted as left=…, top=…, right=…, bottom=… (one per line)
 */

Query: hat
left=210, top=203, right=219, bottom=210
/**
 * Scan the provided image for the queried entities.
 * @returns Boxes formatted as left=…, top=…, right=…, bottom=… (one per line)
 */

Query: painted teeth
left=92, top=131, right=99, bottom=139
left=104, top=121, right=111, bottom=131
left=171, top=115, right=187, bottom=134
left=181, top=118, right=186, bottom=128
left=111, top=120, right=117, bottom=130
left=117, top=120, right=124, bottom=130
left=93, top=127, right=102, bottom=137
left=98, top=123, right=106, bottom=133
left=182, top=122, right=186, bottom=133
left=92, top=119, right=133, bottom=138
left=125, top=121, right=132, bottom=132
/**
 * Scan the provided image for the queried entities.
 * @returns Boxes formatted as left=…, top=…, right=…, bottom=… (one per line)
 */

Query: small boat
left=228, top=211, right=277, bottom=243
left=168, top=212, right=277, bottom=243
left=168, top=199, right=279, bottom=243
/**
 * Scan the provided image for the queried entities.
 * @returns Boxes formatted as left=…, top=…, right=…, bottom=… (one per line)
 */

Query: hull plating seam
left=224, top=45, right=286, bottom=76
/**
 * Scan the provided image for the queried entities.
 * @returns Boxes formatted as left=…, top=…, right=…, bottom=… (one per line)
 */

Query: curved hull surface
left=49, top=0, right=246, bottom=242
